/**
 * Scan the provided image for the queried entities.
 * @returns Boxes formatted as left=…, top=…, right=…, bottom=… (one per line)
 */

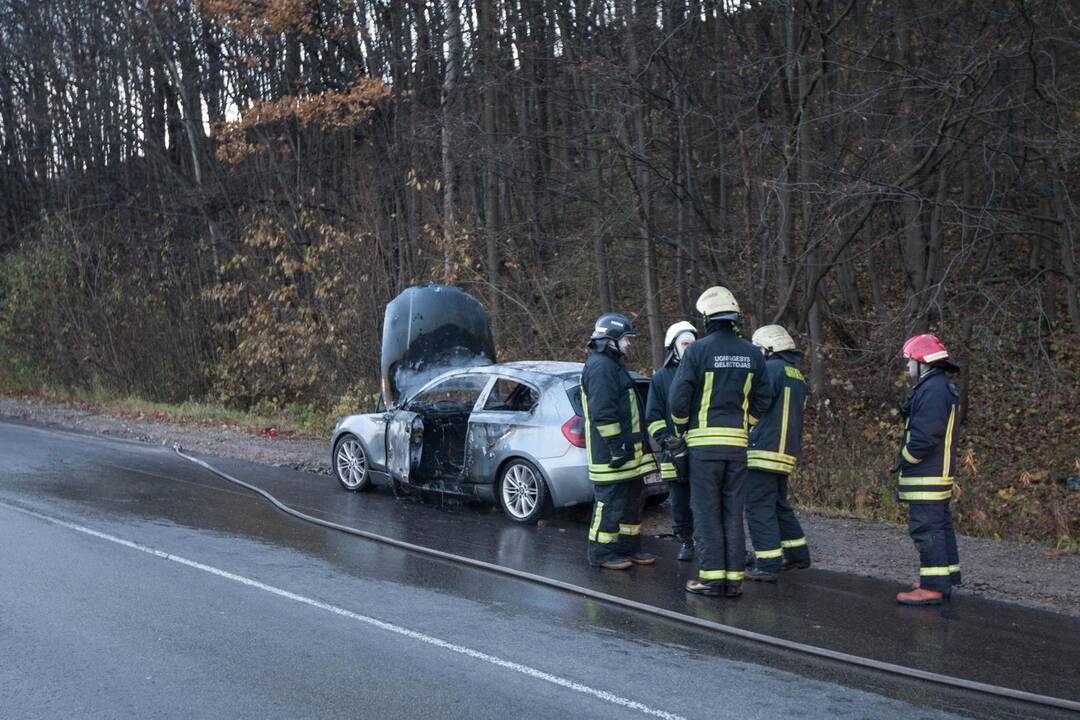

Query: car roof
left=452, top=360, right=649, bottom=383
left=445, top=360, right=579, bottom=382
left=484, top=361, right=583, bottom=378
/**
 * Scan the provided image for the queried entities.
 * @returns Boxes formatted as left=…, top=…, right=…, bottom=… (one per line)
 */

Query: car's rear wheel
left=334, top=434, right=373, bottom=492
left=498, top=459, right=548, bottom=524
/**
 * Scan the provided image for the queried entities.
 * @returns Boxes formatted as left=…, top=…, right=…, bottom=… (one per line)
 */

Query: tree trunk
left=1051, top=160, right=1080, bottom=336
left=620, top=0, right=663, bottom=367
left=478, top=0, right=501, bottom=324
left=897, top=2, right=927, bottom=331
left=440, top=0, right=462, bottom=281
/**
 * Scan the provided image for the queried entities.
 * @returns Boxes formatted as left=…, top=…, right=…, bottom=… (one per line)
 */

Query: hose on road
left=173, top=445, right=1080, bottom=714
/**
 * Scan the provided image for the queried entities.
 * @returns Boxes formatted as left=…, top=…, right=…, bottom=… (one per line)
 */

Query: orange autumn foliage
left=214, top=77, right=391, bottom=164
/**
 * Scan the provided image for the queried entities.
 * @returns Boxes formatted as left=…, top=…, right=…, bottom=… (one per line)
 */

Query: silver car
left=331, top=360, right=667, bottom=523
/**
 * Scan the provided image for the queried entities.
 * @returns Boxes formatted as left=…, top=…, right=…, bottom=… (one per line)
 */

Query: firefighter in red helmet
left=894, top=334, right=962, bottom=606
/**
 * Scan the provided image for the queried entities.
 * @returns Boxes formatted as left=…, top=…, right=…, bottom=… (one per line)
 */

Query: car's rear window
left=566, top=383, right=584, bottom=416
left=485, top=378, right=539, bottom=412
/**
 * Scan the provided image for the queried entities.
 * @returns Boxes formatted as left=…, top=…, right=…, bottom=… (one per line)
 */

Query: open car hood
left=381, top=285, right=496, bottom=406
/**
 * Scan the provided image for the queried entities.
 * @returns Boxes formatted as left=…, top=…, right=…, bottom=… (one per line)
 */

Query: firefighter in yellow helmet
left=743, top=325, right=811, bottom=582
left=669, top=288, right=773, bottom=597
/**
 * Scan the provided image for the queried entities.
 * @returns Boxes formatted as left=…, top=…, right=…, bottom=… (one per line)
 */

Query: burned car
left=331, top=286, right=665, bottom=523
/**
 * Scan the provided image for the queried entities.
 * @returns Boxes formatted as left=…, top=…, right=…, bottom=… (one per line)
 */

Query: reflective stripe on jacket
left=668, top=324, right=772, bottom=456
left=747, top=351, right=807, bottom=475
left=898, top=369, right=960, bottom=502
left=581, top=347, right=657, bottom=483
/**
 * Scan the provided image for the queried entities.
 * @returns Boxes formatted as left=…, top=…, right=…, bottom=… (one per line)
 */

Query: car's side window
left=484, top=378, right=539, bottom=412
left=409, top=374, right=490, bottom=412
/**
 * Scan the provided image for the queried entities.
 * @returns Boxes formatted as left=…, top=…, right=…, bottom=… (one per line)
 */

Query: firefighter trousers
left=746, top=469, right=809, bottom=573
left=907, top=500, right=961, bottom=592
left=668, top=478, right=694, bottom=537
left=689, top=452, right=747, bottom=586
left=587, top=478, right=645, bottom=564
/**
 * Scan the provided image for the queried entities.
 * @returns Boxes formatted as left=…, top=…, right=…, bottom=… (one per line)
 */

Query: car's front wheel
left=334, top=434, right=373, bottom=492
left=498, top=459, right=548, bottom=524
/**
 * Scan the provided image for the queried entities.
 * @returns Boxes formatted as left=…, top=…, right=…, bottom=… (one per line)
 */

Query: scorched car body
left=331, top=286, right=665, bottom=523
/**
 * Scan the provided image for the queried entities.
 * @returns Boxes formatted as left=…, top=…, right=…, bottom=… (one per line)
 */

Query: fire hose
left=173, top=444, right=1079, bottom=714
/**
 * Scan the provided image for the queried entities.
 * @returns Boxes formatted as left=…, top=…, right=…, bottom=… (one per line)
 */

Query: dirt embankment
left=2, top=395, right=1077, bottom=618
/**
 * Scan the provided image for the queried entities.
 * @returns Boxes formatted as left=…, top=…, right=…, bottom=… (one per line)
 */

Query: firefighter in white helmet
left=743, top=324, right=811, bottom=582
left=669, top=287, right=773, bottom=597
left=645, top=321, right=699, bottom=560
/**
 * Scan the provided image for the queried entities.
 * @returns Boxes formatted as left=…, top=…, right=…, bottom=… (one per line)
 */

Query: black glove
left=662, top=435, right=688, bottom=458
left=608, top=454, right=630, bottom=469
left=889, top=462, right=902, bottom=474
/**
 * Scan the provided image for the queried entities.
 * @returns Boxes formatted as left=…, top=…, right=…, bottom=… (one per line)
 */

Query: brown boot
left=911, top=580, right=951, bottom=598
left=685, top=579, right=723, bottom=596
left=897, top=587, right=945, bottom=605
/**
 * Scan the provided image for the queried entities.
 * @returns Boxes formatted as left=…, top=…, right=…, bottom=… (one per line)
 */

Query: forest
left=0, top=0, right=1077, bottom=544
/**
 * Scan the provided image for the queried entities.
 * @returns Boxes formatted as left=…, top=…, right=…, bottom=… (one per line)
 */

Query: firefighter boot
left=746, top=566, right=778, bottom=582
left=897, top=587, right=945, bottom=606
left=675, top=532, right=695, bottom=562
left=685, top=579, right=723, bottom=596
left=725, top=582, right=744, bottom=598
left=591, top=557, right=633, bottom=570
left=628, top=551, right=656, bottom=565
left=911, top=580, right=951, bottom=598
left=783, top=559, right=811, bottom=571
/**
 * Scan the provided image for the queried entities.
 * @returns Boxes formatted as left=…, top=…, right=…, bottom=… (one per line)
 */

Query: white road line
left=0, top=500, right=688, bottom=720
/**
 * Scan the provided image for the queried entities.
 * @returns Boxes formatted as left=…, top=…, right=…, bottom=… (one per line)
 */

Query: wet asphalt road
left=0, top=421, right=1075, bottom=720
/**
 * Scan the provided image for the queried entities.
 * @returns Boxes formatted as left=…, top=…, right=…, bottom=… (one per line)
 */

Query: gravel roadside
left=3, top=396, right=1077, bottom=618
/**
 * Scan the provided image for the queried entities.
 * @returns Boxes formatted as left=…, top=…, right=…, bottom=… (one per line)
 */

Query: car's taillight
left=561, top=415, right=586, bottom=448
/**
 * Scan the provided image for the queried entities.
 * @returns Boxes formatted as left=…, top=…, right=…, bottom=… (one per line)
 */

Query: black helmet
left=589, top=313, right=636, bottom=343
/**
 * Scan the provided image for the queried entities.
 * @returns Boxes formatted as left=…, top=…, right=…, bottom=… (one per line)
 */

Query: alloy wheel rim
left=336, top=439, right=367, bottom=489
left=502, top=464, right=539, bottom=518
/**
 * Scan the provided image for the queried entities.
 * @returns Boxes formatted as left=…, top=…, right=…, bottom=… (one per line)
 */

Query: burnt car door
left=463, top=377, right=544, bottom=486
left=385, top=410, right=421, bottom=484
left=384, top=373, right=493, bottom=489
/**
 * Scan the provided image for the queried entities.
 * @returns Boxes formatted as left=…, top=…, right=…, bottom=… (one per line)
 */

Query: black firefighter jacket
left=581, top=346, right=657, bottom=483
left=897, top=368, right=960, bottom=502
left=747, top=350, right=808, bottom=476
left=645, top=362, right=679, bottom=480
left=668, top=325, right=773, bottom=460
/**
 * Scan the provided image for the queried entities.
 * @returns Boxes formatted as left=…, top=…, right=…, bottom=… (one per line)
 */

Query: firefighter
left=743, top=325, right=811, bottom=582
left=669, top=287, right=773, bottom=597
left=581, top=312, right=659, bottom=570
left=894, top=334, right=962, bottom=606
left=645, top=321, right=699, bottom=561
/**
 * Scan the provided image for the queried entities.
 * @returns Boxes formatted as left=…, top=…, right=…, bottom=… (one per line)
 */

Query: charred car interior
left=407, top=374, right=488, bottom=481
